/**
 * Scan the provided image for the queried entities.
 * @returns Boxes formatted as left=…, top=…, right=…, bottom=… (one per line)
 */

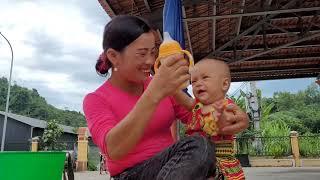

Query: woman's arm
left=106, top=54, right=190, bottom=160
left=173, top=90, right=195, bottom=111
left=106, top=90, right=161, bottom=160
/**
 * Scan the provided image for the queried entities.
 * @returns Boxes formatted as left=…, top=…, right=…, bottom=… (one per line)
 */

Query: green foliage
left=39, top=120, right=66, bottom=151
left=87, top=144, right=100, bottom=171
left=87, top=160, right=98, bottom=171
left=179, top=123, right=186, bottom=138
left=0, top=77, right=86, bottom=127
left=232, top=83, right=320, bottom=157
left=267, top=111, right=309, bottom=134
left=261, top=101, right=275, bottom=122
left=299, top=132, right=320, bottom=157
left=235, top=83, right=320, bottom=135
left=230, top=94, right=246, bottom=111
left=261, top=119, right=291, bottom=157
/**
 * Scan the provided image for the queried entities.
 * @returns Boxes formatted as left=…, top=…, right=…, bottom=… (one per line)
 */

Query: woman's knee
left=182, top=135, right=215, bottom=164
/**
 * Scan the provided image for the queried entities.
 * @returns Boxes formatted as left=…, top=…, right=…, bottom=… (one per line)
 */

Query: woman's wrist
left=143, top=87, right=163, bottom=105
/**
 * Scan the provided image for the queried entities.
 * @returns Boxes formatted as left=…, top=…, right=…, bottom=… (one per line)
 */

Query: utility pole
left=249, top=82, right=260, bottom=131
left=244, top=82, right=262, bottom=153
left=0, top=32, right=14, bottom=151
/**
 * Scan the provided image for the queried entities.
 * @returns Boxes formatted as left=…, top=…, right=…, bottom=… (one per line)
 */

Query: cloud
left=0, top=0, right=109, bottom=111
left=24, top=30, right=64, bottom=56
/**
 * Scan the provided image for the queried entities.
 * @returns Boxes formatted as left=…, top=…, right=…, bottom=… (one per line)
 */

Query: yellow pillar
left=31, top=137, right=39, bottom=152
left=290, top=131, right=301, bottom=167
left=76, top=127, right=88, bottom=171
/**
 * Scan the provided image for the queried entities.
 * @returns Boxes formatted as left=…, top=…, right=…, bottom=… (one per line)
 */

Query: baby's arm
left=173, top=90, right=195, bottom=111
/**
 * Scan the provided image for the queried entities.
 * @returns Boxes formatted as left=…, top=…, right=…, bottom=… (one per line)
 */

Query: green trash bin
left=0, top=151, right=66, bottom=180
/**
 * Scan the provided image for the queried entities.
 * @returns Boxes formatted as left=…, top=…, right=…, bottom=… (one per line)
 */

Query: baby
left=175, top=58, right=245, bottom=179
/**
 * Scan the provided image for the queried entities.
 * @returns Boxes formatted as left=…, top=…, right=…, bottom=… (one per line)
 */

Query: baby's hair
left=196, top=56, right=229, bottom=64
left=197, top=57, right=231, bottom=82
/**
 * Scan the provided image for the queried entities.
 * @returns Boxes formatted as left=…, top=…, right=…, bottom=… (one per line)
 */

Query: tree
left=0, top=77, right=8, bottom=111
left=10, top=88, right=32, bottom=113
left=304, top=83, right=320, bottom=105
left=0, top=76, right=86, bottom=127
left=266, top=111, right=309, bottom=134
left=39, top=120, right=66, bottom=151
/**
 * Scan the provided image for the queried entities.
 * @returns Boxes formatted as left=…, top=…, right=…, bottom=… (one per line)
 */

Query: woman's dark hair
left=95, top=15, right=153, bottom=76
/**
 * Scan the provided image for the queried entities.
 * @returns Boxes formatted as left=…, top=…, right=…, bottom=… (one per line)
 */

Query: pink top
left=83, top=78, right=190, bottom=176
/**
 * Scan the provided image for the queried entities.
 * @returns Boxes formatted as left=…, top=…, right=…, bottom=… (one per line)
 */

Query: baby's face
left=190, top=60, right=228, bottom=105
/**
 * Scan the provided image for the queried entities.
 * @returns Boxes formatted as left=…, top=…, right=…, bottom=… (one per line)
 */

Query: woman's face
left=117, top=31, right=156, bottom=84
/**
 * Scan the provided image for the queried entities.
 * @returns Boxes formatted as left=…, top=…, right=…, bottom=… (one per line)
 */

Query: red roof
left=98, top=0, right=320, bottom=82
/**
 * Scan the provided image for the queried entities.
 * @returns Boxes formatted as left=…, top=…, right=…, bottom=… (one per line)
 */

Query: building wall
left=0, top=115, right=3, bottom=147
left=1, top=114, right=78, bottom=151
left=0, top=115, right=32, bottom=151
left=32, top=127, right=44, bottom=137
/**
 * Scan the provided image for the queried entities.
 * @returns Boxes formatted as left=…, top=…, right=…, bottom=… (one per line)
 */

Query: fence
left=56, top=141, right=77, bottom=151
left=298, top=135, right=320, bottom=157
left=236, top=136, right=292, bottom=157
left=235, top=134, right=320, bottom=158
left=88, top=140, right=100, bottom=170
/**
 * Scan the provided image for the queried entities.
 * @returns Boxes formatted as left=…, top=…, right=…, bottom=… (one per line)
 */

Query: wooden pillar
left=234, top=137, right=238, bottom=154
left=290, top=131, right=301, bottom=167
left=31, top=137, right=39, bottom=152
left=76, top=127, right=88, bottom=171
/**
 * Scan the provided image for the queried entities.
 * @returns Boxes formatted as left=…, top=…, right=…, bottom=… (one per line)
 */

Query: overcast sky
left=0, top=0, right=109, bottom=111
left=0, top=0, right=316, bottom=112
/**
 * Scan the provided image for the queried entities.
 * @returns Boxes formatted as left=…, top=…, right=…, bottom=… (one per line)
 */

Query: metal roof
left=0, top=111, right=77, bottom=134
left=98, top=0, right=320, bottom=82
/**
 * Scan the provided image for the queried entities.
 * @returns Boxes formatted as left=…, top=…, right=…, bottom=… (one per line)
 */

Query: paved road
left=243, top=167, right=320, bottom=180
left=75, top=171, right=109, bottom=180
left=75, top=167, right=320, bottom=180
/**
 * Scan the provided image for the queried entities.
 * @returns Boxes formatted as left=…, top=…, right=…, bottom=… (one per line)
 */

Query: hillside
left=0, top=77, right=86, bottom=127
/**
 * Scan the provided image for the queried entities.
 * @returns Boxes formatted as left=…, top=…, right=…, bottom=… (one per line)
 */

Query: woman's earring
left=114, top=67, right=118, bottom=72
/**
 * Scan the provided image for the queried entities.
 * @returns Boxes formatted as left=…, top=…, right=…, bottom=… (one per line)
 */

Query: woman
left=83, top=15, right=249, bottom=180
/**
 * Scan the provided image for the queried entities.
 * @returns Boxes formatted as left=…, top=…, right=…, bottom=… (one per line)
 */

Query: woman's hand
left=147, top=54, right=190, bottom=103
left=215, top=103, right=249, bottom=135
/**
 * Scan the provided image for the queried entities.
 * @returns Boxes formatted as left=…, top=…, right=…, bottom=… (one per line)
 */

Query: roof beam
left=207, top=0, right=299, bottom=57
left=242, top=27, right=261, bottom=51
left=230, top=57, right=320, bottom=67
left=221, top=30, right=320, bottom=43
left=293, top=13, right=320, bottom=29
left=235, top=0, right=246, bottom=35
left=182, top=6, right=193, bottom=54
left=220, top=44, right=320, bottom=53
left=231, top=68, right=320, bottom=82
left=212, top=0, right=217, bottom=51
left=143, top=0, right=151, bottom=12
left=232, top=31, right=320, bottom=63
left=183, top=7, right=320, bottom=21
left=235, top=0, right=272, bottom=59
left=98, top=0, right=115, bottom=17
left=262, top=0, right=273, bottom=50
left=264, top=22, right=299, bottom=37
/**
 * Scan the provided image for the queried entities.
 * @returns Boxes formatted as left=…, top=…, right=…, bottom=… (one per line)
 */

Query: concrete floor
left=243, top=167, right=320, bottom=180
left=75, top=167, right=320, bottom=180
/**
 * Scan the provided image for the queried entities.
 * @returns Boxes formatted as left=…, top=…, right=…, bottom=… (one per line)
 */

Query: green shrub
left=299, top=132, right=320, bottom=157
